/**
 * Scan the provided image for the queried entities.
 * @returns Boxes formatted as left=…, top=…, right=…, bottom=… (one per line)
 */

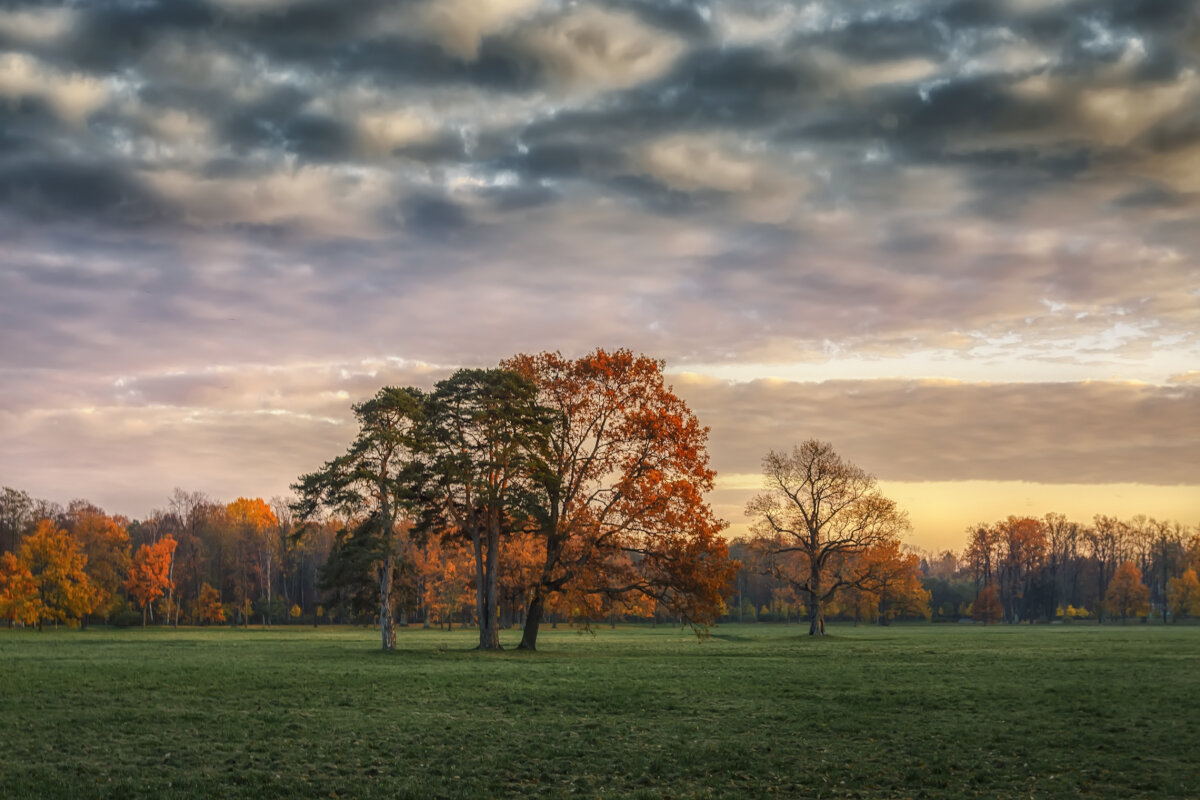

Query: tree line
left=730, top=511, right=1200, bottom=627
left=2, top=350, right=1197, bottom=641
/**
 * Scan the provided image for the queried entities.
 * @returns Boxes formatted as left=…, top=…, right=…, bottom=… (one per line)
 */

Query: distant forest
left=3, top=490, right=1196, bottom=632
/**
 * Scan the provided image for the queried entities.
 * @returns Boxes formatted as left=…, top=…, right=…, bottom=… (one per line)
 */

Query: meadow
left=1, top=623, right=1197, bottom=799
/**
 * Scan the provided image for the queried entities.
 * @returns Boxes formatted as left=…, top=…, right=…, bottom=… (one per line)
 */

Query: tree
left=0, top=487, right=35, bottom=555
left=292, top=386, right=426, bottom=651
left=1043, top=512, right=1081, bottom=621
left=1166, top=569, right=1200, bottom=621
left=964, top=523, right=999, bottom=590
left=126, top=536, right=178, bottom=627
left=857, top=540, right=930, bottom=623
left=497, top=529, right=545, bottom=629
left=194, top=581, right=226, bottom=625
left=168, top=488, right=215, bottom=626
left=423, top=368, right=550, bottom=650
left=746, top=440, right=909, bottom=636
left=995, top=517, right=1046, bottom=622
left=1148, top=519, right=1184, bottom=623
left=68, top=507, right=131, bottom=623
left=19, top=520, right=96, bottom=630
left=504, top=350, right=736, bottom=650
left=1105, top=561, right=1150, bottom=622
left=226, top=497, right=278, bottom=626
left=972, top=585, right=1003, bottom=624
left=0, top=551, right=40, bottom=627
left=1087, top=515, right=1127, bottom=622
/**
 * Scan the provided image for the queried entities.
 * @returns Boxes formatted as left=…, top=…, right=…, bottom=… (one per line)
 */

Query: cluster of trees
left=292, top=350, right=737, bottom=651
left=952, top=513, right=1200, bottom=624
left=2, top=350, right=747, bottom=649
left=727, top=509, right=1200, bottom=629
left=0, top=488, right=330, bottom=630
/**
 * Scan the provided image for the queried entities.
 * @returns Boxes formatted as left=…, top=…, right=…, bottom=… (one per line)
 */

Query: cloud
left=0, top=0, right=1198, bottom=515
left=676, top=376, right=1200, bottom=485
left=402, top=0, right=540, bottom=61
left=505, top=5, right=687, bottom=91
left=0, top=52, right=108, bottom=125
left=2, top=369, right=1195, bottom=520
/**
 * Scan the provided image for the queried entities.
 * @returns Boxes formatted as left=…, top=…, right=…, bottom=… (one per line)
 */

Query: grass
left=1, top=622, right=1198, bottom=799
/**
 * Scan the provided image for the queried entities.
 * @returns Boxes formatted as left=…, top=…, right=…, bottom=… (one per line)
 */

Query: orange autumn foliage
left=504, top=349, right=736, bottom=649
left=226, top=497, right=278, bottom=533
left=0, top=551, right=41, bottom=627
left=1106, top=561, right=1150, bottom=622
left=1167, top=569, right=1200, bottom=620
left=498, top=529, right=547, bottom=621
left=225, top=497, right=278, bottom=621
left=18, top=519, right=97, bottom=629
left=417, top=535, right=475, bottom=627
left=972, top=585, right=1003, bottom=624
left=194, top=581, right=226, bottom=624
left=69, top=508, right=131, bottom=620
left=126, top=535, right=178, bottom=627
left=836, top=541, right=930, bottom=623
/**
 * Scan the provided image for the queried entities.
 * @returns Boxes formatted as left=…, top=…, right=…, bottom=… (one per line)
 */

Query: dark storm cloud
left=400, top=193, right=472, bottom=235
left=604, top=0, right=713, bottom=41
left=0, top=160, right=169, bottom=224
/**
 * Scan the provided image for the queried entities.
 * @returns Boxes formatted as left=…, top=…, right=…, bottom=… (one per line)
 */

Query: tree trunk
left=470, top=523, right=491, bottom=648
left=808, top=564, right=825, bottom=635
left=477, top=518, right=502, bottom=650
left=808, top=599, right=825, bottom=635
left=264, top=549, right=273, bottom=628
left=378, top=553, right=395, bottom=650
left=167, top=551, right=176, bottom=629
left=519, top=592, right=545, bottom=650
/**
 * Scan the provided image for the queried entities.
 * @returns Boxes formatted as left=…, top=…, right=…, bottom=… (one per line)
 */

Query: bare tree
left=745, top=440, right=909, bottom=636
left=1087, top=515, right=1128, bottom=623
left=0, top=487, right=35, bottom=554
left=1043, top=512, right=1081, bottom=619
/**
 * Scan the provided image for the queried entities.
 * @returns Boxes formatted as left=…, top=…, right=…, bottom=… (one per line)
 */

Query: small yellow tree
left=194, top=582, right=226, bottom=625
left=1166, top=569, right=1200, bottom=621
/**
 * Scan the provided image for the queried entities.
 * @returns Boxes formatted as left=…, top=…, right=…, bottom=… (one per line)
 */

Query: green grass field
left=2, top=623, right=1197, bottom=799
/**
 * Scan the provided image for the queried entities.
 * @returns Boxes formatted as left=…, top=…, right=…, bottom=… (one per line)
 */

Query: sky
left=1, top=0, right=1197, bottom=552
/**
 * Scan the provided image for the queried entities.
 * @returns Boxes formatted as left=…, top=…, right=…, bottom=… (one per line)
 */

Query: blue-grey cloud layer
left=1, top=0, right=1198, bottom=513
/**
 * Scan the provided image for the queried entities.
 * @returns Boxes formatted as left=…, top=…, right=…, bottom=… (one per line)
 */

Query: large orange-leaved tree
left=504, top=349, right=736, bottom=651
